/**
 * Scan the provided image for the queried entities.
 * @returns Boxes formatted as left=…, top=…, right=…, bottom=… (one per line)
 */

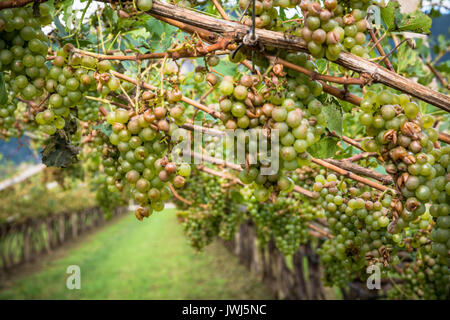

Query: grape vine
left=0, top=0, right=448, bottom=299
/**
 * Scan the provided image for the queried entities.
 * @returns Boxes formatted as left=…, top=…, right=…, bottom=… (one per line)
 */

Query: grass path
left=0, top=209, right=273, bottom=300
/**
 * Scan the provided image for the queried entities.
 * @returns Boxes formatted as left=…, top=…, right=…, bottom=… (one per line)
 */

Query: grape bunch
left=240, top=177, right=319, bottom=256
left=0, top=97, right=19, bottom=138
left=218, top=74, right=262, bottom=130
left=297, top=0, right=370, bottom=60
left=0, top=5, right=52, bottom=100
left=314, top=173, right=398, bottom=286
left=248, top=193, right=314, bottom=255
left=106, top=107, right=191, bottom=220
left=77, top=97, right=101, bottom=122
left=358, top=90, right=449, bottom=260
left=34, top=52, right=97, bottom=134
left=387, top=253, right=449, bottom=299
left=93, top=173, right=128, bottom=218
left=175, top=169, right=243, bottom=250
left=238, top=0, right=282, bottom=31
left=219, top=51, right=326, bottom=201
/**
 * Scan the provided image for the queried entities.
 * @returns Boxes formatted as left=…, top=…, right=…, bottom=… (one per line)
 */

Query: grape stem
left=199, top=86, right=215, bottom=104
left=109, top=70, right=222, bottom=119
left=169, top=183, right=192, bottom=205
left=342, top=152, right=379, bottom=162
left=265, top=54, right=369, bottom=86
left=211, top=0, right=229, bottom=21
left=323, top=158, right=394, bottom=186
left=311, top=158, right=391, bottom=193
left=328, top=131, right=363, bottom=151
left=120, top=0, right=450, bottom=111
left=368, top=29, right=395, bottom=72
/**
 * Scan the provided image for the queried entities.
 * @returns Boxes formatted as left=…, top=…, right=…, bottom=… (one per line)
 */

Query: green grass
left=0, top=209, right=273, bottom=300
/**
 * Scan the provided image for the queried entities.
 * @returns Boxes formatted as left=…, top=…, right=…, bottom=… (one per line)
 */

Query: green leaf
left=214, top=59, right=238, bottom=75
left=307, top=137, right=339, bottom=159
left=103, top=5, right=118, bottom=27
left=0, top=73, right=7, bottom=106
left=53, top=16, right=68, bottom=36
left=145, top=19, right=164, bottom=38
left=381, top=0, right=432, bottom=34
left=374, top=164, right=388, bottom=176
left=322, top=103, right=342, bottom=136
left=396, top=42, right=420, bottom=74
left=436, top=60, right=450, bottom=74
left=381, top=0, right=400, bottom=31
left=397, top=11, right=432, bottom=34
left=316, top=59, right=327, bottom=73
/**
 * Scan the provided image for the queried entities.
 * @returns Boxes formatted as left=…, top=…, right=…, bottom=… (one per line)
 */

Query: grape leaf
left=397, top=11, right=432, bottom=34
left=307, top=137, right=339, bottom=159
left=0, top=73, right=7, bottom=106
left=381, top=0, right=432, bottom=34
left=103, top=5, right=118, bottom=27
left=322, top=103, right=342, bottom=136
left=41, top=134, right=80, bottom=168
left=41, top=119, right=80, bottom=168
left=436, top=60, right=450, bottom=74
left=381, top=0, right=401, bottom=31
left=145, top=19, right=165, bottom=39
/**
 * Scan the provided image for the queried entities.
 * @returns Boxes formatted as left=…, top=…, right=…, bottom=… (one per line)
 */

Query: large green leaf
left=381, top=0, right=432, bottom=34
left=381, top=0, right=401, bottom=31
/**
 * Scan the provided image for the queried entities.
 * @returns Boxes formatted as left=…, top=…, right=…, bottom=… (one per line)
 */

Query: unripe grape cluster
left=34, top=52, right=97, bottom=134
left=0, top=96, right=19, bottom=138
left=246, top=190, right=315, bottom=256
left=0, top=5, right=51, bottom=101
left=175, top=170, right=243, bottom=250
left=359, top=90, right=449, bottom=261
left=314, top=173, right=399, bottom=286
left=77, top=98, right=100, bottom=122
left=222, top=51, right=326, bottom=201
left=106, top=107, right=191, bottom=220
left=297, top=0, right=370, bottom=60
left=235, top=1, right=371, bottom=60
left=239, top=0, right=282, bottom=30
left=387, top=254, right=449, bottom=299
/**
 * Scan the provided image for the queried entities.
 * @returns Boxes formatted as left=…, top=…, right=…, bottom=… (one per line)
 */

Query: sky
left=422, top=0, right=450, bottom=12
